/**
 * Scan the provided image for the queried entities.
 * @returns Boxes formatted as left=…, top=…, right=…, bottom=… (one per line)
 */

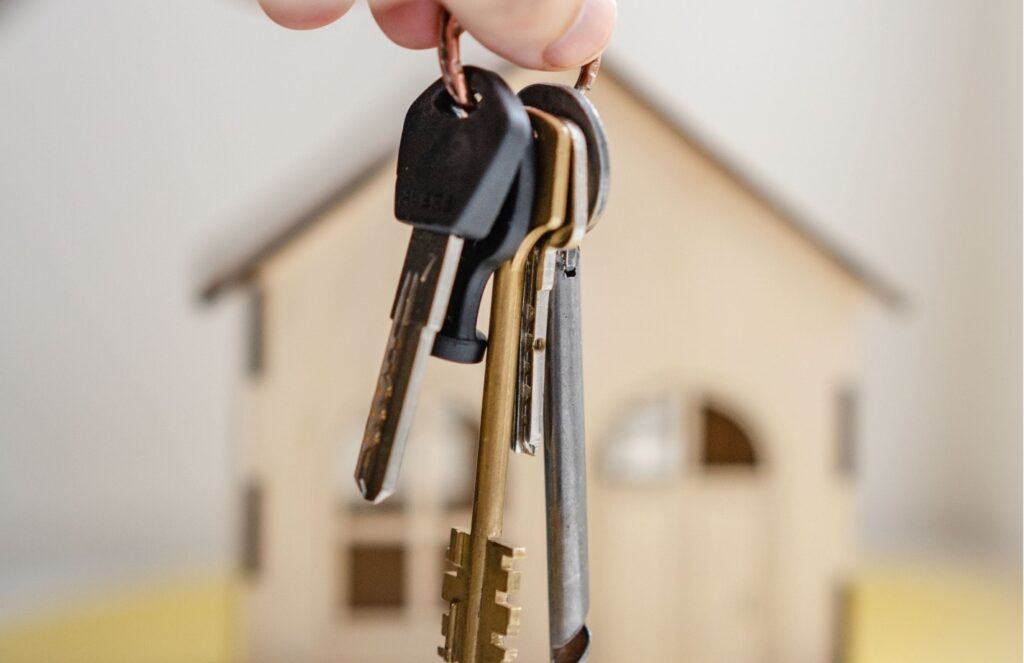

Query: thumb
left=446, top=0, right=616, bottom=70
left=258, top=0, right=356, bottom=29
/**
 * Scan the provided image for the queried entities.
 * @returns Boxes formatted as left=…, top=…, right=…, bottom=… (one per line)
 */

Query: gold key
left=439, top=107, right=573, bottom=663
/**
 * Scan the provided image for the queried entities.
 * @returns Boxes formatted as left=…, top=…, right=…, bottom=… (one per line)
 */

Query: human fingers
left=370, top=0, right=616, bottom=70
left=258, top=0, right=356, bottom=30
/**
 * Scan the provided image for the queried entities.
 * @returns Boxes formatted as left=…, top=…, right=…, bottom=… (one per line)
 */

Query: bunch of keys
left=354, top=12, right=609, bottom=663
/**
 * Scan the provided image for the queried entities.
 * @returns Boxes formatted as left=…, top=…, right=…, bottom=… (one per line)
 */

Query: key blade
left=440, top=529, right=471, bottom=661
left=527, top=248, right=557, bottom=449
left=512, top=246, right=556, bottom=455
left=511, top=247, right=538, bottom=455
left=355, top=229, right=464, bottom=503
left=544, top=248, right=591, bottom=652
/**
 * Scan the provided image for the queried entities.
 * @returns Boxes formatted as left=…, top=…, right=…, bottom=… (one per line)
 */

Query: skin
left=258, top=0, right=617, bottom=70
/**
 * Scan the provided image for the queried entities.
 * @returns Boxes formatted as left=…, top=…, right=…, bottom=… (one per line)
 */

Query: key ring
left=439, top=10, right=603, bottom=111
left=438, top=10, right=475, bottom=111
left=574, top=57, right=601, bottom=94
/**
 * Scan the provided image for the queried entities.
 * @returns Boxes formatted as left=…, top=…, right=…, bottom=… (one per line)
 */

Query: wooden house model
left=201, top=67, right=900, bottom=663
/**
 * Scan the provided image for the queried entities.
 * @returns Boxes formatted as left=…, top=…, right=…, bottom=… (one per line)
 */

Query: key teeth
left=479, top=539, right=524, bottom=661
left=439, top=599, right=463, bottom=662
left=482, top=640, right=518, bottom=663
left=502, top=603, right=522, bottom=636
left=446, top=528, right=471, bottom=567
left=440, top=536, right=524, bottom=662
left=490, top=541, right=526, bottom=562
left=514, top=437, right=538, bottom=456
left=439, top=529, right=471, bottom=662
left=442, top=570, right=458, bottom=597
left=484, top=600, right=517, bottom=635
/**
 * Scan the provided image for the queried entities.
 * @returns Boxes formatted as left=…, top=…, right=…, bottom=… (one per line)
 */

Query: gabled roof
left=200, top=63, right=904, bottom=307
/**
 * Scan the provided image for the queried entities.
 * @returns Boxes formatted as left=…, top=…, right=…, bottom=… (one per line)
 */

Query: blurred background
left=0, top=1, right=1019, bottom=662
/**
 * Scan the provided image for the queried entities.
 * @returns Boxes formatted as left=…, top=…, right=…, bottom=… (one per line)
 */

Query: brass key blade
left=440, top=107, right=572, bottom=663
left=440, top=529, right=472, bottom=660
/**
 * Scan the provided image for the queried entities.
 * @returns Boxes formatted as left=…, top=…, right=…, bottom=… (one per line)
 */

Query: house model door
left=592, top=397, right=770, bottom=663
left=686, top=482, right=771, bottom=663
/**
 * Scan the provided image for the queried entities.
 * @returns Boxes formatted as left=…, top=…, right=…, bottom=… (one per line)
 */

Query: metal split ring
left=573, top=57, right=601, bottom=93
left=438, top=10, right=474, bottom=110
left=438, top=9, right=602, bottom=111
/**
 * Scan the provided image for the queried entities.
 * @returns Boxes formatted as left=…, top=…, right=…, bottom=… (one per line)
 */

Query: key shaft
left=356, top=230, right=464, bottom=502
left=544, top=248, right=591, bottom=662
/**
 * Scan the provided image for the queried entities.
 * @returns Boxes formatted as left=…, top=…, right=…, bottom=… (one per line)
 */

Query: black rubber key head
left=396, top=66, right=532, bottom=240
left=431, top=141, right=536, bottom=363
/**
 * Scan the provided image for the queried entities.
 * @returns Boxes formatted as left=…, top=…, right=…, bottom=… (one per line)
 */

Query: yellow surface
left=0, top=574, right=237, bottom=663
left=848, top=564, right=1022, bottom=663
left=0, top=565, right=1019, bottom=662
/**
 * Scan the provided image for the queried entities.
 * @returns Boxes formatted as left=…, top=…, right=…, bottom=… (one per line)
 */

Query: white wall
left=0, top=0, right=457, bottom=616
left=0, top=0, right=1018, bottom=616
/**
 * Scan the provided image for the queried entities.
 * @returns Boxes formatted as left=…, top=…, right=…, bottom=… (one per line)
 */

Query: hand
left=258, top=0, right=616, bottom=71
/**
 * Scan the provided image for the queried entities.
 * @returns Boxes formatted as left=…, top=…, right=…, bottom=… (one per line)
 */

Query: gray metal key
left=544, top=248, right=591, bottom=663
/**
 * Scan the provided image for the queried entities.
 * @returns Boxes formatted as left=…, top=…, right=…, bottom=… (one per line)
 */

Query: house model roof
left=200, top=63, right=904, bottom=308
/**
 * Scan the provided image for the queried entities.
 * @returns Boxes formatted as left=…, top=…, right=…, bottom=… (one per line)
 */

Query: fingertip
left=371, top=0, right=441, bottom=50
left=543, top=0, right=616, bottom=69
left=258, top=0, right=355, bottom=30
left=444, top=0, right=616, bottom=71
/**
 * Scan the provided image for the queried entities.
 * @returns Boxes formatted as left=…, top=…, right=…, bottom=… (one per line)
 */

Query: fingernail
left=543, top=0, right=616, bottom=69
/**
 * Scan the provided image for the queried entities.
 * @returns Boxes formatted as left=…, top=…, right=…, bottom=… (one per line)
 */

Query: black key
left=355, top=67, right=531, bottom=503
left=396, top=67, right=532, bottom=237
left=431, top=141, right=536, bottom=364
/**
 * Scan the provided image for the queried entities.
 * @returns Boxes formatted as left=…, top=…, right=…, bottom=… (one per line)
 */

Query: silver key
left=512, top=120, right=589, bottom=455
left=356, top=229, right=463, bottom=503
left=544, top=248, right=591, bottom=662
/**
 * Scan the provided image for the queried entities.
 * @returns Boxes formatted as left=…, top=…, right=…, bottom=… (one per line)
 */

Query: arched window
left=601, top=395, right=684, bottom=484
left=701, top=405, right=759, bottom=467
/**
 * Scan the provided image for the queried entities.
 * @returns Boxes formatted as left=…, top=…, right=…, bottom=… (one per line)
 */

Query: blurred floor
left=0, top=564, right=1018, bottom=663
